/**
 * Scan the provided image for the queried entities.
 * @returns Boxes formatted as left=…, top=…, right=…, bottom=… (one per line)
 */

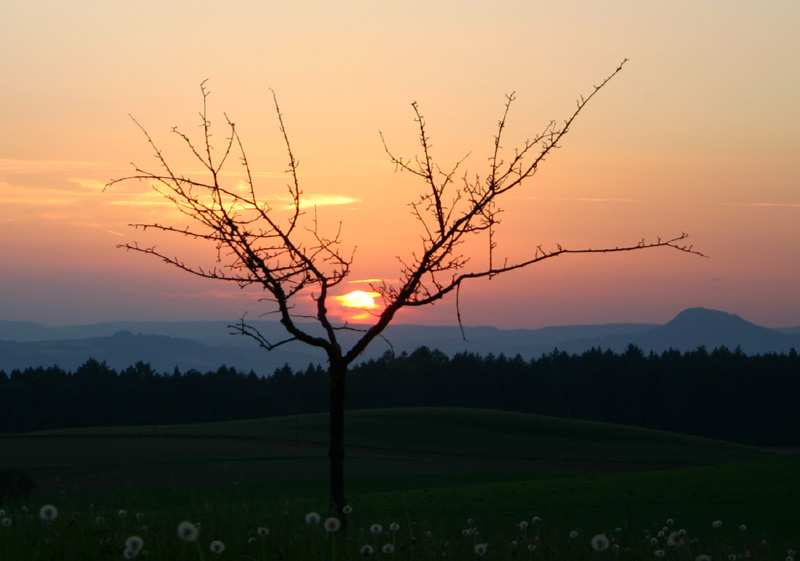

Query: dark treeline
left=1, top=345, right=798, bottom=446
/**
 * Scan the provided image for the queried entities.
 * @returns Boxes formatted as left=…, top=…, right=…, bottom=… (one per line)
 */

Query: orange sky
left=1, top=1, right=799, bottom=329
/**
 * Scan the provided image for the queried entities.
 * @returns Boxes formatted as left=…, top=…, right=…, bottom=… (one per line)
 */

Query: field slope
left=3, top=407, right=776, bottom=494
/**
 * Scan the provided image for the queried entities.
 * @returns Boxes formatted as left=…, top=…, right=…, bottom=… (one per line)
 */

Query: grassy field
left=1, top=407, right=797, bottom=559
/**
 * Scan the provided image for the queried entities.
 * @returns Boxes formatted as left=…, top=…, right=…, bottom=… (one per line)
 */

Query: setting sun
left=340, top=291, right=378, bottom=309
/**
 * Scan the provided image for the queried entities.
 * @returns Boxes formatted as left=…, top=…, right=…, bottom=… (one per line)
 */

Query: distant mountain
left=0, top=308, right=797, bottom=374
left=568, top=308, right=800, bottom=355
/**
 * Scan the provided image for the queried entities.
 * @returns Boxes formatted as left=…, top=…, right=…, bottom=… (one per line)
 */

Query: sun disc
left=342, top=290, right=376, bottom=309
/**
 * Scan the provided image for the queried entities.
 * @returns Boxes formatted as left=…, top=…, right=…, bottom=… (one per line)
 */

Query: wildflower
left=342, top=505, right=353, bottom=515
left=654, top=550, right=666, bottom=557
left=1, top=518, right=11, bottom=527
left=257, top=526, right=270, bottom=536
left=474, top=543, right=488, bottom=556
left=39, top=505, right=58, bottom=521
left=712, top=520, right=723, bottom=528
left=324, top=517, right=341, bottom=533
left=370, top=523, right=383, bottom=534
left=591, top=534, right=610, bottom=552
left=125, top=536, right=144, bottom=553
left=210, top=540, right=225, bottom=554
left=382, top=543, right=394, bottom=554
left=360, top=544, right=374, bottom=556
left=569, top=530, right=579, bottom=539
left=389, top=522, right=400, bottom=531
left=177, top=521, right=199, bottom=542
left=305, top=512, right=321, bottom=525
left=519, top=521, right=529, bottom=530
left=739, top=524, right=747, bottom=531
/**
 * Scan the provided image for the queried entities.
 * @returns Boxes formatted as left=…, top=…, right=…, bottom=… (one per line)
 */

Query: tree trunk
left=328, top=359, right=347, bottom=517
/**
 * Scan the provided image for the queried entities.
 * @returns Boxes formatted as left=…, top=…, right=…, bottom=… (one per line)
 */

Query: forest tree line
left=1, top=345, right=798, bottom=446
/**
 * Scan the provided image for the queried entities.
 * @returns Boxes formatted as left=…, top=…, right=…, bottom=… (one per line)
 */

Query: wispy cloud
left=527, top=196, right=640, bottom=203
left=0, top=158, right=119, bottom=174
left=721, top=202, right=800, bottom=208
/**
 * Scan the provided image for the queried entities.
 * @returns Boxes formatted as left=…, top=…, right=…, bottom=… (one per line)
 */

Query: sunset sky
left=2, top=1, right=798, bottom=330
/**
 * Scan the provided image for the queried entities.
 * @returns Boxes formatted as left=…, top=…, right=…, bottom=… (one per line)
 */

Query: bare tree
left=107, top=59, right=702, bottom=516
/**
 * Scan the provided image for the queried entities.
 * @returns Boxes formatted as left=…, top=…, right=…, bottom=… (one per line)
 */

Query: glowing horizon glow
left=1, top=1, right=799, bottom=329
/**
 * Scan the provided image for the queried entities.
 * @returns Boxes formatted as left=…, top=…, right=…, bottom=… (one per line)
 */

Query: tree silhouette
left=106, top=59, right=702, bottom=516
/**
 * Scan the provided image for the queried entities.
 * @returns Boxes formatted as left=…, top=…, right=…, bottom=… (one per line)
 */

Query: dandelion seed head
left=474, top=543, right=488, bottom=556
left=248, top=537, right=257, bottom=544
left=569, top=530, right=578, bottom=539
left=667, top=531, right=685, bottom=547
left=360, top=544, right=374, bottom=556
left=389, top=522, right=400, bottom=531
left=177, top=521, right=199, bottom=542
left=591, top=534, right=610, bottom=552
left=666, top=518, right=674, bottom=525
left=787, top=556, right=795, bottom=561
left=324, top=517, right=341, bottom=533
left=612, top=544, right=621, bottom=552
left=712, top=520, right=723, bottom=528
left=695, top=555, right=712, bottom=561
left=532, top=516, right=542, bottom=523
left=96, top=516, right=105, bottom=525
left=728, top=555, right=736, bottom=561
left=125, top=536, right=144, bottom=552
left=210, top=540, right=225, bottom=554
left=118, top=509, right=127, bottom=518
left=527, top=544, right=536, bottom=552
left=123, top=548, right=138, bottom=559
left=425, top=530, right=432, bottom=538
left=655, top=549, right=666, bottom=557
left=370, top=523, right=383, bottom=534
left=739, top=524, right=747, bottom=531
left=305, top=512, right=321, bottom=525
left=342, top=505, right=353, bottom=515
left=1, top=517, right=11, bottom=527
left=257, top=526, right=270, bottom=536
left=651, top=537, right=659, bottom=545
left=519, top=520, right=529, bottom=530
left=615, top=527, right=622, bottom=533
left=39, top=505, right=58, bottom=521
left=382, top=543, right=394, bottom=554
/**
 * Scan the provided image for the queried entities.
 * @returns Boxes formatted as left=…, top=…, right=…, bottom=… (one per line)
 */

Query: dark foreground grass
left=2, top=457, right=798, bottom=560
left=1, top=409, right=796, bottom=559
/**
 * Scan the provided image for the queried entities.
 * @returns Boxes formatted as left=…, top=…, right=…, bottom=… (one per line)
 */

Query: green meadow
left=1, top=407, right=797, bottom=559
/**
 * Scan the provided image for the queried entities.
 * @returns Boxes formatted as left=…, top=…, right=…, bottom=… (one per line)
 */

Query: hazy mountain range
left=0, top=307, right=798, bottom=375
